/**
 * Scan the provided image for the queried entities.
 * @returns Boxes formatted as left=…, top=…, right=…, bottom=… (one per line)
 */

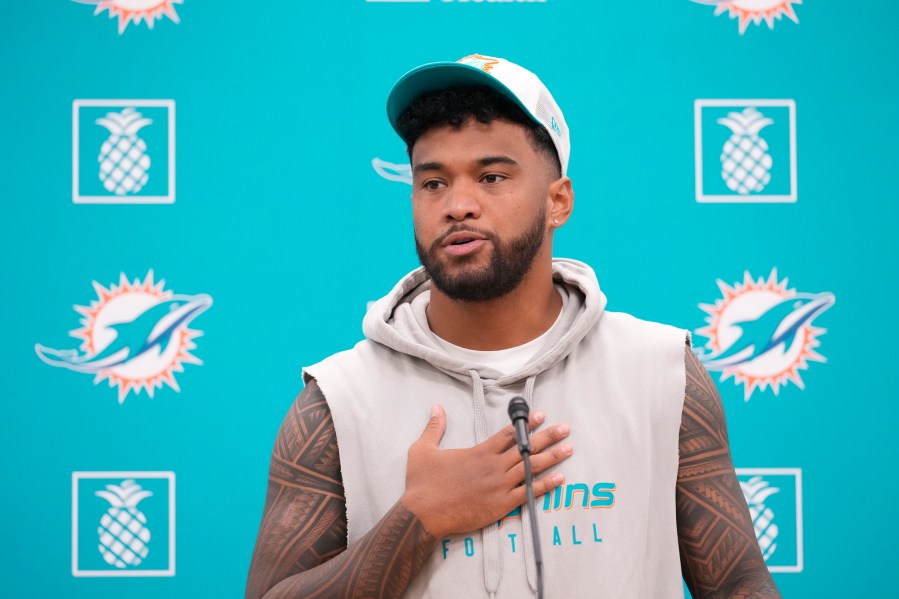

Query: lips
left=440, top=230, right=489, bottom=257
left=442, top=231, right=487, bottom=246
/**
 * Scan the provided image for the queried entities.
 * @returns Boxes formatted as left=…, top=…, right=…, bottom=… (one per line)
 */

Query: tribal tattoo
left=245, top=380, right=436, bottom=599
left=677, top=346, right=782, bottom=599
left=247, top=352, right=781, bottom=598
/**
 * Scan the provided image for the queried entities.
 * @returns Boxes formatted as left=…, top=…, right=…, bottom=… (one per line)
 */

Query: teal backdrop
left=1, top=1, right=896, bottom=597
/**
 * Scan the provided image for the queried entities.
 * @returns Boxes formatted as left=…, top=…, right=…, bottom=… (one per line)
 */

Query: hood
left=362, top=258, right=607, bottom=384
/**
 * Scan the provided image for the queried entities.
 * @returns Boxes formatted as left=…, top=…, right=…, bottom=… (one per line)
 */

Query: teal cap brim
left=386, top=61, right=534, bottom=142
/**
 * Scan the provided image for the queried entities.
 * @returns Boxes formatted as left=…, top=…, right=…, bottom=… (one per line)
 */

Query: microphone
left=507, top=397, right=544, bottom=599
left=508, top=396, right=531, bottom=454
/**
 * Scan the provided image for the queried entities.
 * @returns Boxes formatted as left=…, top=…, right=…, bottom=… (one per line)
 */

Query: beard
left=415, top=204, right=547, bottom=302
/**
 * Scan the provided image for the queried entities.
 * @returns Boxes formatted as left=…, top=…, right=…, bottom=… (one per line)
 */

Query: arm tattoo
left=677, top=347, right=782, bottom=599
left=246, top=380, right=436, bottom=599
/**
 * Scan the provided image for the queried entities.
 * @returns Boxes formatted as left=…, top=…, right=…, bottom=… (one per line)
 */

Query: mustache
left=431, top=224, right=497, bottom=249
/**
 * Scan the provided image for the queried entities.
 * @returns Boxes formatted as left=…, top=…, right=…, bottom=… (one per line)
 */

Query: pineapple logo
left=695, top=100, right=796, bottom=202
left=691, top=0, right=801, bottom=34
left=96, top=480, right=153, bottom=569
left=73, top=471, right=175, bottom=576
left=718, top=107, right=773, bottom=195
left=35, top=270, right=212, bottom=403
left=96, top=108, right=152, bottom=196
left=740, top=476, right=780, bottom=562
left=695, top=269, right=834, bottom=400
left=72, top=0, right=183, bottom=34
left=73, top=100, right=175, bottom=204
left=736, top=469, right=803, bottom=572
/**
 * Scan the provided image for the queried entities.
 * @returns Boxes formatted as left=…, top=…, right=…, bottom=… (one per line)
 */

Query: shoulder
left=273, top=379, right=341, bottom=467
left=599, top=310, right=691, bottom=343
left=590, top=311, right=691, bottom=371
left=303, top=339, right=386, bottom=383
left=680, top=344, right=730, bottom=442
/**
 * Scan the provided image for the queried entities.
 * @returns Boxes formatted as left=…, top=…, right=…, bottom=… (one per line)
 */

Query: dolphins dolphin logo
left=691, top=0, right=802, bottom=35
left=372, top=158, right=412, bottom=185
left=72, top=0, right=184, bottom=35
left=701, top=292, right=835, bottom=371
left=35, top=293, right=212, bottom=374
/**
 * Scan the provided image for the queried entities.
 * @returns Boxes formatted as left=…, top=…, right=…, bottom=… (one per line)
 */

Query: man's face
left=411, top=118, right=556, bottom=302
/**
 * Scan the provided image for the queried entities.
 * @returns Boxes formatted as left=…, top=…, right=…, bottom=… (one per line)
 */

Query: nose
left=443, top=179, right=482, bottom=222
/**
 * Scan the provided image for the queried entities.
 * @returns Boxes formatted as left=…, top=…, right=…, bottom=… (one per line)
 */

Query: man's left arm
left=676, top=346, right=782, bottom=599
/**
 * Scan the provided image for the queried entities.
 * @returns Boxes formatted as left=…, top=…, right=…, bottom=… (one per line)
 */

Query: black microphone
left=508, top=396, right=531, bottom=454
left=507, top=396, right=544, bottom=599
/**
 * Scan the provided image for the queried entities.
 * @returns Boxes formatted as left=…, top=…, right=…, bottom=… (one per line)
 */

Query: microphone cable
left=508, top=397, right=544, bottom=599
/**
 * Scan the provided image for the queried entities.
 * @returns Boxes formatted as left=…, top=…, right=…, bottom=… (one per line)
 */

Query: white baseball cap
left=386, top=54, right=570, bottom=176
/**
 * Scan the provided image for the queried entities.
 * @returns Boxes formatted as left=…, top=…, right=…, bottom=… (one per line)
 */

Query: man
left=246, top=54, right=780, bottom=598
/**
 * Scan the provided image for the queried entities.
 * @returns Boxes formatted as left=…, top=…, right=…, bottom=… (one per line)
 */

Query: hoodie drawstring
left=469, top=370, right=541, bottom=598
left=520, top=375, right=540, bottom=596
left=469, top=369, right=500, bottom=598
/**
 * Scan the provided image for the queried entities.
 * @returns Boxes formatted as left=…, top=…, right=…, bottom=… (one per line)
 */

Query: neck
left=426, top=255, right=562, bottom=351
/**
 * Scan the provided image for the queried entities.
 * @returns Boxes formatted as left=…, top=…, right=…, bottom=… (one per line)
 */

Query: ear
left=546, top=176, right=574, bottom=229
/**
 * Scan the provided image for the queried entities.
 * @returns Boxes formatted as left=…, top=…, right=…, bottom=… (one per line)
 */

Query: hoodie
left=304, top=258, right=689, bottom=598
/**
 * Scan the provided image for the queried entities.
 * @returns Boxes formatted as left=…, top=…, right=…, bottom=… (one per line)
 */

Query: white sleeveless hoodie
left=304, top=259, right=689, bottom=598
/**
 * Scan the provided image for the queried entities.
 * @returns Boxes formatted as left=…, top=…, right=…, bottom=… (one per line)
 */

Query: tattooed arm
left=246, top=379, right=571, bottom=598
left=676, top=347, right=782, bottom=599
left=245, top=380, right=436, bottom=599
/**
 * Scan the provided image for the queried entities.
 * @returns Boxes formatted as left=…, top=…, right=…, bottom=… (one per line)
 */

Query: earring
left=553, top=219, right=559, bottom=226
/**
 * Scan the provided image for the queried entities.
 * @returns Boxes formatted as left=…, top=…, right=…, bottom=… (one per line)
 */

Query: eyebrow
left=413, top=161, right=444, bottom=174
left=412, top=155, right=520, bottom=174
left=478, top=155, right=519, bottom=168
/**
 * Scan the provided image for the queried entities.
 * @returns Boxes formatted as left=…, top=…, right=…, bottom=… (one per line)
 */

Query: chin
left=439, top=254, right=490, bottom=273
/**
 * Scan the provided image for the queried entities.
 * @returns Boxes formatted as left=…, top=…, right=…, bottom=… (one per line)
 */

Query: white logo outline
left=735, top=467, right=803, bottom=573
left=72, top=471, right=176, bottom=577
left=73, top=99, right=176, bottom=204
left=695, top=99, right=797, bottom=203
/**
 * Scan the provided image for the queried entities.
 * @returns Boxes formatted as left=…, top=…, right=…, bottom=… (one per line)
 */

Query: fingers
left=507, top=442, right=573, bottom=484
left=501, top=422, right=570, bottom=469
left=417, top=404, right=446, bottom=447
left=510, top=472, right=566, bottom=505
left=528, top=411, right=545, bottom=432
left=485, top=411, right=546, bottom=452
left=529, top=422, right=571, bottom=455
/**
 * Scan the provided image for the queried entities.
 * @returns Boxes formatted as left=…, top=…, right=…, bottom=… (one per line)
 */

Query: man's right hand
left=402, top=404, right=572, bottom=539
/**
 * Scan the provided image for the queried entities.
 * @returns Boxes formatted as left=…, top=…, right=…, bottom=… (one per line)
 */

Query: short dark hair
left=396, top=86, right=562, bottom=178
